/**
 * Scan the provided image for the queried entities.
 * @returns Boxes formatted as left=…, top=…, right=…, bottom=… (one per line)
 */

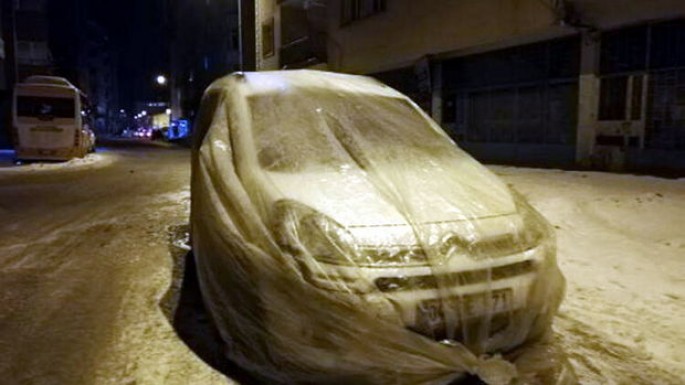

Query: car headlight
left=298, top=211, right=359, bottom=265
left=272, top=200, right=359, bottom=266
left=512, top=190, right=553, bottom=251
left=272, top=200, right=433, bottom=267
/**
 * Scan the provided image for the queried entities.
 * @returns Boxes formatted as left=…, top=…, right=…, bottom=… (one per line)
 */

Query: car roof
left=231, top=70, right=406, bottom=99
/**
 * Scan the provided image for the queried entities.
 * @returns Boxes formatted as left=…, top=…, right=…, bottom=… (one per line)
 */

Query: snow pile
left=0, top=151, right=113, bottom=175
left=493, top=167, right=685, bottom=384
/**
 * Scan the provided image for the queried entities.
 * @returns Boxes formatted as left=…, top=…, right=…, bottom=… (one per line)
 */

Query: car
left=83, top=125, right=96, bottom=153
left=191, top=70, right=566, bottom=384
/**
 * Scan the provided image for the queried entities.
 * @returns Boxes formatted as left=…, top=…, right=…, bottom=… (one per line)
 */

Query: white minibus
left=13, top=76, right=95, bottom=161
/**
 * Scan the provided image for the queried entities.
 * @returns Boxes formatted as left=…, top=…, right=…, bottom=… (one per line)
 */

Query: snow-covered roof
left=23, top=76, right=75, bottom=88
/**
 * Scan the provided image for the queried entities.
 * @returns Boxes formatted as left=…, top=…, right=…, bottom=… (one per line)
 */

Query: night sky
left=49, top=0, right=170, bottom=110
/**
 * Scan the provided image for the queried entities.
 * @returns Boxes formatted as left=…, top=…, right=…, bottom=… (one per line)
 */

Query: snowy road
left=0, top=144, right=227, bottom=385
left=0, top=144, right=683, bottom=385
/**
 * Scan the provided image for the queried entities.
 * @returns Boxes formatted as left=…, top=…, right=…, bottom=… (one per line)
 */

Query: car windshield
left=249, top=89, right=458, bottom=172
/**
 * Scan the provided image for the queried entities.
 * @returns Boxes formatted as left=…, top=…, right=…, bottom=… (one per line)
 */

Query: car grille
left=374, top=259, right=535, bottom=292
left=359, top=232, right=539, bottom=268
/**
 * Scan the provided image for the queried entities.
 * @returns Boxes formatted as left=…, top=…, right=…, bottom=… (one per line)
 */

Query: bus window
left=17, top=96, right=76, bottom=120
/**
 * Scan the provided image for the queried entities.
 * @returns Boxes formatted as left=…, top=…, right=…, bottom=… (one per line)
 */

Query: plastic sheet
left=191, top=70, right=571, bottom=384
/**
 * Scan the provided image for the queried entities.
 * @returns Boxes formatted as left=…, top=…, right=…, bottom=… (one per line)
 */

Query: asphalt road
left=0, top=142, right=228, bottom=385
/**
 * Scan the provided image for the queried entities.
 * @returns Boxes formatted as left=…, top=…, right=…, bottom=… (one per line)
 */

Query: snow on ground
left=0, top=144, right=682, bottom=385
left=0, top=145, right=228, bottom=385
left=0, top=149, right=114, bottom=174
left=492, top=166, right=685, bottom=384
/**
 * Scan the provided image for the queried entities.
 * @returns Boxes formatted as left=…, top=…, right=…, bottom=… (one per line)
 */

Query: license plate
left=413, top=289, right=513, bottom=338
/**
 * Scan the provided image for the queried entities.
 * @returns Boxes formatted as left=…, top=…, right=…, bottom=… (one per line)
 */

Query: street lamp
left=156, top=75, right=167, bottom=86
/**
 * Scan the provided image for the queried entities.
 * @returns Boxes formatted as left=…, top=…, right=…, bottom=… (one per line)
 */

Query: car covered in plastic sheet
left=191, top=70, right=573, bottom=385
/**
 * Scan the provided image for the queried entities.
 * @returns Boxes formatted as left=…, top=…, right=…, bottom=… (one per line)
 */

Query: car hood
left=264, top=159, right=516, bottom=229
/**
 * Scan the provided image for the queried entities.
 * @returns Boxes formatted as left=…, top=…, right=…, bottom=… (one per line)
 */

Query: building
left=0, top=0, right=55, bottom=148
left=0, top=0, right=122, bottom=144
left=80, top=22, right=119, bottom=136
left=49, top=0, right=121, bottom=137
left=249, top=0, right=327, bottom=71
left=14, top=0, right=53, bottom=81
left=247, top=0, right=685, bottom=173
left=0, top=0, right=13, bottom=148
left=169, top=0, right=241, bottom=122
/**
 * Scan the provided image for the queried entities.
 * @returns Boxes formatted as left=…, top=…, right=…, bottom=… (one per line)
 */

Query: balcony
left=16, top=40, right=53, bottom=66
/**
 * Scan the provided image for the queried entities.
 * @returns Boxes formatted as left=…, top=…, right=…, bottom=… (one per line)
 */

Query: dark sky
left=49, top=0, right=170, bottom=109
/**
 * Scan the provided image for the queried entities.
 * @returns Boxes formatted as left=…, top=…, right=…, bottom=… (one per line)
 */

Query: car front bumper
left=293, top=243, right=554, bottom=354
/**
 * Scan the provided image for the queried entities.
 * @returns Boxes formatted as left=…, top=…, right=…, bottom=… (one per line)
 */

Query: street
left=0, top=143, right=683, bottom=385
left=0, top=143, right=226, bottom=385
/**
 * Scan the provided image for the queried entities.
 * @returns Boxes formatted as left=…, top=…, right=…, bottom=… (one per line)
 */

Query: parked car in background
left=84, top=125, right=96, bottom=153
left=12, top=76, right=95, bottom=161
left=191, top=71, right=567, bottom=384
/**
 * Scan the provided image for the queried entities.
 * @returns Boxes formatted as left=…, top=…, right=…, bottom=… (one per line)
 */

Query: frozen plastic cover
left=191, top=70, right=574, bottom=384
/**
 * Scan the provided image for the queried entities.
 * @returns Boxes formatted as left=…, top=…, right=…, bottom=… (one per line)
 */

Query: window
left=262, top=18, right=274, bottom=58
left=649, top=19, right=685, bottom=70
left=600, top=26, right=648, bottom=75
left=442, top=37, right=580, bottom=145
left=17, top=96, right=75, bottom=120
left=598, top=75, right=644, bottom=121
left=630, top=75, right=643, bottom=121
left=598, top=76, right=628, bottom=120
left=16, top=0, right=47, bottom=12
left=442, top=95, right=456, bottom=124
left=646, top=69, right=685, bottom=149
left=341, top=0, right=386, bottom=25
left=16, top=41, right=51, bottom=65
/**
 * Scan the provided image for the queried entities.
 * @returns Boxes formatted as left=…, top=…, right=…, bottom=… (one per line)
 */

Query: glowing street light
left=165, top=108, right=172, bottom=115
left=156, top=75, right=167, bottom=86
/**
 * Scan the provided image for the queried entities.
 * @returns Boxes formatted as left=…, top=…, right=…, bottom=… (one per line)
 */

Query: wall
left=326, top=0, right=685, bottom=171
left=328, top=0, right=561, bottom=74
left=327, top=0, right=685, bottom=74
left=255, top=0, right=280, bottom=70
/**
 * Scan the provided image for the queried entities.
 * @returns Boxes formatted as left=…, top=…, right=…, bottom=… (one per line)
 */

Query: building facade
left=0, top=0, right=55, bottom=148
left=49, top=0, right=122, bottom=137
left=14, top=0, right=53, bottom=81
left=249, top=0, right=685, bottom=173
left=0, top=0, right=11, bottom=148
left=80, top=22, right=119, bottom=136
left=169, top=0, right=241, bottom=122
left=252, top=0, right=327, bottom=71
